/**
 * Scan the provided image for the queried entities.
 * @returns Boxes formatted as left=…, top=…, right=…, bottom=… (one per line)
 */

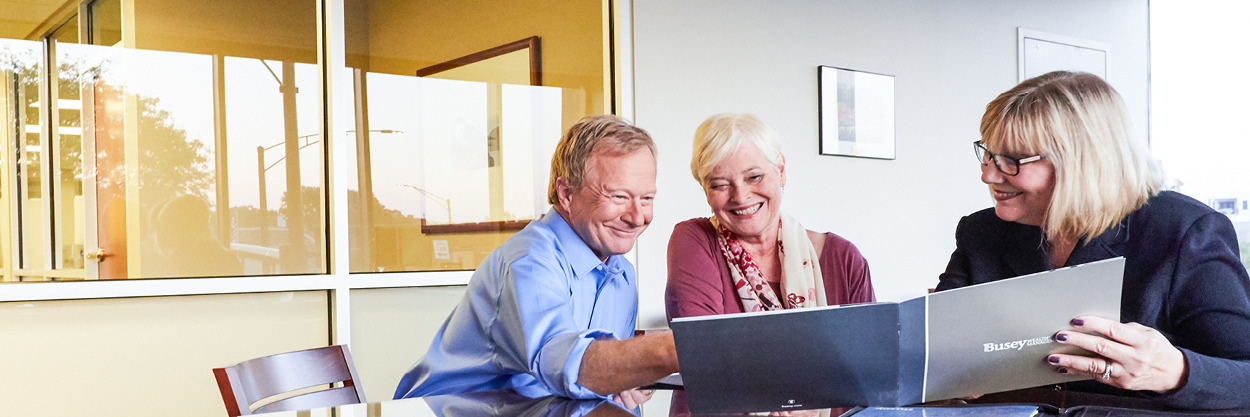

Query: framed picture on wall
left=417, top=36, right=542, bottom=85
left=1017, top=28, right=1109, bottom=82
left=818, top=66, right=896, bottom=160
left=407, top=37, right=548, bottom=234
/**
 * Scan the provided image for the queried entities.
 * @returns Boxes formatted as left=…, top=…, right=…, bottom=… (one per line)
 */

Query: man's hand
left=578, top=332, right=680, bottom=395
left=611, top=388, right=655, bottom=409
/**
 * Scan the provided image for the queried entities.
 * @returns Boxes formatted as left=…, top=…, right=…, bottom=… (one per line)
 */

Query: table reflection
left=251, top=388, right=1245, bottom=417
left=256, top=389, right=639, bottom=417
left=422, top=389, right=638, bottom=417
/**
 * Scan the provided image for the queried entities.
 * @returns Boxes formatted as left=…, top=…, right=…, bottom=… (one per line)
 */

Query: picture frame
left=818, top=66, right=896, bottom=160
left=412, top=37, right=545, bottom=234
left=1017, top=28, right=1109, bottom=82
left=417, top=36, right=542, bottom=86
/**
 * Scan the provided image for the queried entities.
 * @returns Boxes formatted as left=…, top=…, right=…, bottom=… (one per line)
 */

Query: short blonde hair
left=690, top=113, right=783, bottom=186
left=981, top=71, right=1163, bottom=242
left=548, top=115, right=657, bottom=205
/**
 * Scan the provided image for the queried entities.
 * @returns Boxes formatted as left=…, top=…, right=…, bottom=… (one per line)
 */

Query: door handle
left=85, top=248, right=109, bottom=262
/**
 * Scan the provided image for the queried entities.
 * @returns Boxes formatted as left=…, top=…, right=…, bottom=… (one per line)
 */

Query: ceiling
left=1, top=0, right=72, bottom=40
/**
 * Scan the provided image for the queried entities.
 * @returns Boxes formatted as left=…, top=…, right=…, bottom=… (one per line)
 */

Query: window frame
left=0, top=0, right=636, bottom=348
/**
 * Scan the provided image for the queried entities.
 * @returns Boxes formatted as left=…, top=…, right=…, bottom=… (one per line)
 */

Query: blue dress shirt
left=394, top=208, right=638, bottom=400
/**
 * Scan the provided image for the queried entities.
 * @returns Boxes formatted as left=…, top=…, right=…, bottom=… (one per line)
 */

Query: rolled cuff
left=535, top=329, right=617, bottom=399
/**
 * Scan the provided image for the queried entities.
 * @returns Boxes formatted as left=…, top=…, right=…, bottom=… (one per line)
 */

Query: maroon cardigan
left=663, top=218, right=875, bottom=416
left=664, top=217, right=876, bottom=322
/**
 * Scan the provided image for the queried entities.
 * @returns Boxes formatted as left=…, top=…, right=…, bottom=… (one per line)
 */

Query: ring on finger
left=1101, top=361, right=1114, bottom=380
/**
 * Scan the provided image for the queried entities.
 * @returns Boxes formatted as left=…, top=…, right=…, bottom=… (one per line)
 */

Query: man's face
left=557, top=147, right=657, bottom=261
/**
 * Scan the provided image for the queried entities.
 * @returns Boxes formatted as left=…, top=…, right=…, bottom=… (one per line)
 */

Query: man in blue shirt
left=395, top=115, right=678, bottom=408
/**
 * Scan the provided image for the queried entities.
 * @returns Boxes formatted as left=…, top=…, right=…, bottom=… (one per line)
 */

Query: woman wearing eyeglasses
left=937, top=71, right=1250, bottom=410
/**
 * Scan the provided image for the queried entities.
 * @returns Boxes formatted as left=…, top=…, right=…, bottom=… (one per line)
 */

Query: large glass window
left=343, top=0, right=610, bottom=273
left=1, top=38, right=42, bottom=278
left=0, top=0, right=326, bottom=281
left=1151, top=0, right=1250, bottom=272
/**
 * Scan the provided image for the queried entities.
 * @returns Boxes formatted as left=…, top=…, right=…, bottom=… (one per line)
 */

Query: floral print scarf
left=711, top=211, right=826, bottom=312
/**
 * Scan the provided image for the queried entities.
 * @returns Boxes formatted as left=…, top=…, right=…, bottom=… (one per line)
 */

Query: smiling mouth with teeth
left=993, top=190, right=1023, bottom=200
left=731, top=202, right=764, bottom=216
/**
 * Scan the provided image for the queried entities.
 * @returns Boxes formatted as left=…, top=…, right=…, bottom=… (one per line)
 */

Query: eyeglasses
left=973, top=141, right=1044, bottom=176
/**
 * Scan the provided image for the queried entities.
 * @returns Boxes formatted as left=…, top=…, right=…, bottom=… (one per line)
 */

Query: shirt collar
left=540, top=208, right=632, bottom=285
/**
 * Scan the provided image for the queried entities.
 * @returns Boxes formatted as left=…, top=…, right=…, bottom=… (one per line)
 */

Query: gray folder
left=670, top=257, right=1124, bottom=413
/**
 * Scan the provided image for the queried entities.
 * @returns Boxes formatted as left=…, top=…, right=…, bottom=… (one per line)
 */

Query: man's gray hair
left=548, top=115, right=657, bottom=205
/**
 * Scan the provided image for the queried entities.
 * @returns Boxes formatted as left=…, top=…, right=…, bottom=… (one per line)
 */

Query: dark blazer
left=938, top=191, right=1250, bottom=410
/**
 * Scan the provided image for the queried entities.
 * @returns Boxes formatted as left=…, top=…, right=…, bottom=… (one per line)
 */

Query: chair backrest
left=212, top=345, right=365, bottom=416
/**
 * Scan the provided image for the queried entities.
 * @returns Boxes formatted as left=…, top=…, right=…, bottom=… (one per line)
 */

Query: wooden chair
left=212, top=345, right=366, bottom=416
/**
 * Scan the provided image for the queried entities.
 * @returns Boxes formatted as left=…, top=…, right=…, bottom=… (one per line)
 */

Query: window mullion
left=323, top=0, right=352, bottom=346
left=40, top=36, right=58, bottom=272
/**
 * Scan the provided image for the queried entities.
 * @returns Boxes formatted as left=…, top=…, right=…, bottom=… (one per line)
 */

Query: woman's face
left=704, top=142, right=785, bottom=240
left=981, top=146, right=1056, bottom=226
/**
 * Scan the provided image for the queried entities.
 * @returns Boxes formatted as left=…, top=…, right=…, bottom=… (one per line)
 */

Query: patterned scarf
left=711, top=211, right=826, bottom=312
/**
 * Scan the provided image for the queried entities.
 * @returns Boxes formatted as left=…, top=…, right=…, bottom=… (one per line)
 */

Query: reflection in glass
left=64, top=44, right=223, bottom=278
left=72, top=48, right=327, bottom=278
left=1, top=40, right=47, bottom=276
left=90, top=0, right=123, bottom=47
left=225, top=58, right=324, bottom=276
left=348, top=73, right=564, bottom=272
left=50, top=15, right=79, bottom=46
left=0, top=0, right=324, bottom=281
left=54, top=40, right=87, bottom=271
left=501, top=84, right=562, bottom=220
left=344, top=0, right=606, bottom=273
left=420, top=389, right=630, bottom=417
left=1, top=39, right=46, bottom=278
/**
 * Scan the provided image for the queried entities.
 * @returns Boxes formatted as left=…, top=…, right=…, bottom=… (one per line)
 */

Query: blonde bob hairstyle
left=547, top=115, right=657, bottom=205
left=690, top=113, right=784, bottom=187
left=981, top=71, right=1163, bottom=242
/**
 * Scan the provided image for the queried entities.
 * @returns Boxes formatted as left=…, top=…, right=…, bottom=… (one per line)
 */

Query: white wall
left=631, top=0, right=1149, bottom=328
left=351, top=286, right=467, bottom=402
left=0, top=292, right=329, bottom=417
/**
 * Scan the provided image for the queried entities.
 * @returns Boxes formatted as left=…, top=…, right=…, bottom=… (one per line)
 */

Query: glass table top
left=246, top=388, right=1246, bottom=417
left=252, top=389, right=639, bottom=417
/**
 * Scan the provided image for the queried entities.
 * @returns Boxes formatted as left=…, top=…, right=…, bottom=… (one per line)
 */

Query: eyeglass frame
left=973, top=140, right=1045, bottom=176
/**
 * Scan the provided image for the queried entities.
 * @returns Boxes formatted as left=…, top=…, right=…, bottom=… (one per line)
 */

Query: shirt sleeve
left=665, top=220, right=727, bottom=321
left=820, top=232, right=877, bottom=304
left=1151, top=212, right=1250, bottom=409
left=495, top=250, right=616, bottom=399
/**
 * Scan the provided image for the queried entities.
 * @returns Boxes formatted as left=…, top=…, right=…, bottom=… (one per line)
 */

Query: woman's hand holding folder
left=1047, top=315, right=1188, bottom=393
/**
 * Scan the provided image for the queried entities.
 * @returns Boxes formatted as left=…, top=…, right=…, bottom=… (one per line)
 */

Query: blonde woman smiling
left=940, top=71, right=1250, bottom=410
left=664, top=113, right=876, bottom=416
left=665, top=113, right=875, bottom=320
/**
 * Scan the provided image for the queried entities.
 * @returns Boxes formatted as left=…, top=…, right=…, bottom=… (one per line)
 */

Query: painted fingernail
left=1058, top=367, right=1068, bottom=374
left=1048, top=355, right=1060, bottom=364
left=1071, top=318, right=1085, bottom=326
left=1056, top=333, right=1068, bottom=341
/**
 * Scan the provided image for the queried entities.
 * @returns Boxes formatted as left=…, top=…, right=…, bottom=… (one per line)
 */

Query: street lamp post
left=255, top=130, right=400, bottom=272
left=398, top=184, right=452, bottom=224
